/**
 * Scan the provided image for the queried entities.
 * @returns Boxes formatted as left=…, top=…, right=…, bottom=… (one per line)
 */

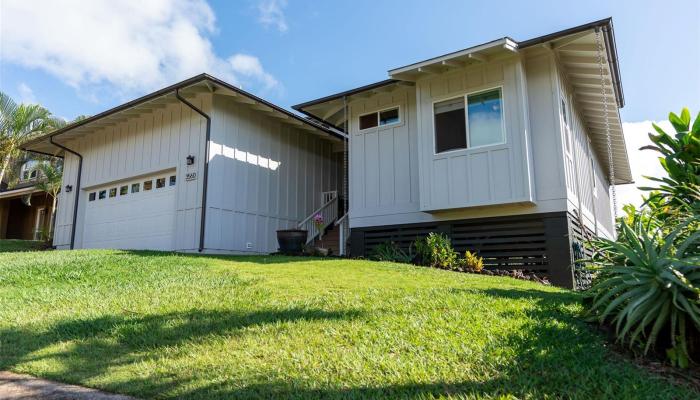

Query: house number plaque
left=186, top=172, right=197, bottom=181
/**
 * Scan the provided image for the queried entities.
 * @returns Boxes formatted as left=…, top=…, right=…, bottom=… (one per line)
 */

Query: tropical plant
left=370, top=241, right=412, bottom=263
left=639, top=108, right=700, bottom=213
left=460, top=250, right=484, bottom=272
left=586, top=217, right=700, bottom=367
left=414, top=233, right=458, bottom=269
left=0, top=91, right=64, bottom=184
left=35, top=161, right=63, bottom=240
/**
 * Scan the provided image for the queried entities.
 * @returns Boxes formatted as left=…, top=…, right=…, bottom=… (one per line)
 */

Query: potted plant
left=276, top=229, right=307, bottom=255
left=313, top=213, right=329, bottom=256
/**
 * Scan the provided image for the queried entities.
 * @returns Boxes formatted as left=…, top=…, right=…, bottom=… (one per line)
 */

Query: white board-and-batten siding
left=205, top=95, right=339, bottom=254
left=416, top=58, right=535, bottom=211
left=556, top=61, right=614, bottom=237
left=348, top=56, right=576, bottom=229
left=54, top=94, right=211, bottom=250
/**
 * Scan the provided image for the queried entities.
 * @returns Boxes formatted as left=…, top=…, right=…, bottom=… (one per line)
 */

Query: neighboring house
left=23, top=18, right=632, bottom=288
left=294, top=18, right=632, bottom=288
left=23, top=75, right=344, bottom=253
left=0, top=160, right=55, bottom=240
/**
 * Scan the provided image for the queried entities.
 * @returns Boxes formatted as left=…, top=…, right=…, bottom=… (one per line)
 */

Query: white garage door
left=83, top=171, right=177, bottom=250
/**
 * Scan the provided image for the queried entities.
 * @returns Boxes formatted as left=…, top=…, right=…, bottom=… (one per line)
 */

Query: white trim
left=431, top=85, right=507, bottom=156
left=357, top=105, right=402, bottom=133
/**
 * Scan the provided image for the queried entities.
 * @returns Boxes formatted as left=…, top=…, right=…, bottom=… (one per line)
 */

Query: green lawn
left=0, top=250, right=695, bottom=399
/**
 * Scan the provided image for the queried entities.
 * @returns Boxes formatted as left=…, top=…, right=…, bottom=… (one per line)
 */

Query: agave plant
left=587, top=217, right=700, bottom=367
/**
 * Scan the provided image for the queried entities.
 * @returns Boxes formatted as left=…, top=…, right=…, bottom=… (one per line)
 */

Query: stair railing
left=298, top=191, right=338, bottom=244
left=335, top=212, right=349, bottom=256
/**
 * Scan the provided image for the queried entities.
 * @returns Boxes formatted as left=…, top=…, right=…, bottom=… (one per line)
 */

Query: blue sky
left=1, top=0, right=698, bottom=122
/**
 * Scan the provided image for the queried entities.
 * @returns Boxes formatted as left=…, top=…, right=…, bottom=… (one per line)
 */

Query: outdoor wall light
left=186, top=155, right=195, bottom=165
left=65, top=185, right=73, bottom=193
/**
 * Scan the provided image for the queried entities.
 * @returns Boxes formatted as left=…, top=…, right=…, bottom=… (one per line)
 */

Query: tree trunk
left=0, top=153, right=11, bottom=186
left=49, top=194, right=57, bottom=239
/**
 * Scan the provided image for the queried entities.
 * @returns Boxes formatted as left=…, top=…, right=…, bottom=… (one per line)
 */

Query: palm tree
left=35, top=161, right=63, bottom=239
left=0, top=91, right=64, bottom=184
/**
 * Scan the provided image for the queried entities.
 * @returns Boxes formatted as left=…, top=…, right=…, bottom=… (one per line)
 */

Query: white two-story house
left=294, top=18, right=632, bottom=288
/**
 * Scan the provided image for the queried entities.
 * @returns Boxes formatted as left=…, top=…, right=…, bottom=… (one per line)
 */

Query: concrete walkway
left=0, top=371, right=137, bottom=400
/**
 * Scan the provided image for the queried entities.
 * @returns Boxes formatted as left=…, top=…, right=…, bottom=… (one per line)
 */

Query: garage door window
left=169, top=175, right=176, bottom=186
left=120, top=186, right=128, bottom=196
left=131, top=183, right=140, bottom=193
left=89, top=192, right=96, bottom=201
left=156, top=178, right=165, bottom=188
left=109, top=188, right=117, bottom=198
left=144, top=180, right=152, bottom=191
left=99, top=190, right=106, bottom=199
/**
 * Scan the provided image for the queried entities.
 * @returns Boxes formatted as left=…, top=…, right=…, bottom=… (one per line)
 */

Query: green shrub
left=370, top=241, right=412, bottom=263
left=639, top=108, right=700, bottom=214
left=586, top=218, right=700, bottom=367
left=460, top=250, right=484, bottom=272
left=414, top=233, right=458, bottom=270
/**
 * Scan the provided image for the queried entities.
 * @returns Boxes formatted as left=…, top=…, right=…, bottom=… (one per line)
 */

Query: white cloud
left=0, top=0, right=279, bottom=100
left=17, top=83, right=36, bottom=104
left=257, top=0, right=288, bottom=32
left=229, top=54, right=279, bottom=91
left=616, top=120, right=671, bottom=214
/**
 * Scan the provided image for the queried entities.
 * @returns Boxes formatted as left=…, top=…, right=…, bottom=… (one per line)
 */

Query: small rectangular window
left=109, top=188, right=117, bottom=198
left=156, top=178, right=165, bottom=188
left=144, top=180, right=152, bottom=191
left=434, top=97, right=467, bottom=153
left=561, top=98, right=572, bottom=153
left=119, top=185, right=128, bottom=195
left=359, top=113, right=378, bottom=130
left=99, top=190, right=107, bottom=199
left=89, top=192, right=96, bottom=201
left=169, top=175, right=176, bottom=186
left=131, top=183, right=140, bottom=193
left=379, top=108, right=399, bottom=126
left=467, top=88, right=504, bottom=147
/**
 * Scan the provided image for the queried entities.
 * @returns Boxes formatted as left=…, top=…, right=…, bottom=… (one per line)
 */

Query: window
left=89, top=192, right=96, bottom=201
left=120, top=185, right=128, bottom=195
left=467, top=88, right=504, bottom=147
left=30, top=170, right=38, bottom=179
left=434, top=88, right=505, bottom=154
left=561, top=98, right=572, bottom=154
left=359, top=107, right=401, bottom=131
left=156, top=178, right=165, bottom=188
left=169, top=175, right=176, bottom=186
left=109, top=188, right=117, bottom=198
left=434, top=97, right=467, bottom=153
left=379, top=108, right=399, bottom=126
left=359, top=113, right=378, bottom=130
left=144, top=180, right=153, bottom=191
left=99, top=190, right=107, bottom=199
left=131, top=183, right=140, bottom=193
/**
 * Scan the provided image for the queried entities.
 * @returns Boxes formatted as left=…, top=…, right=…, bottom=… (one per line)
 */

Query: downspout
left=49, top=136, right=82, bottom=250
left=175, top=88, right=211, bottom=252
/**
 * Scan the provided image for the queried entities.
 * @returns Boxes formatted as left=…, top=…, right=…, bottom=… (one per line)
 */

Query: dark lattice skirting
left=350, top=212, right=576, bottom=288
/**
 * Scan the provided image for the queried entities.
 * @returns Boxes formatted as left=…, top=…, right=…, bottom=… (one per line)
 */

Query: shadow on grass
left=2, top=288, right=691, bottom=399
left=0, top=307, right=362, bottom=396
left=118, top=250, right=342, bottom=265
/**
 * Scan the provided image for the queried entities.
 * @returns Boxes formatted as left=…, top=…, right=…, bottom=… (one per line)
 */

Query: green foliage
left=639, top=108, right=700, bottom=212
left=586, top=218, right=700, bottom=367
left=370, top=241, right=412, bottom=263
left=460, top=250, right=485, bottom=272
left=415, top=232, right=458, bottom=269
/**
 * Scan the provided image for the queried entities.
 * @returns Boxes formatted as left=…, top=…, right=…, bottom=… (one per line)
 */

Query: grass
left=0, top=239, right=47, bottom=252
left=0, top=250, right=696, bottom=399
